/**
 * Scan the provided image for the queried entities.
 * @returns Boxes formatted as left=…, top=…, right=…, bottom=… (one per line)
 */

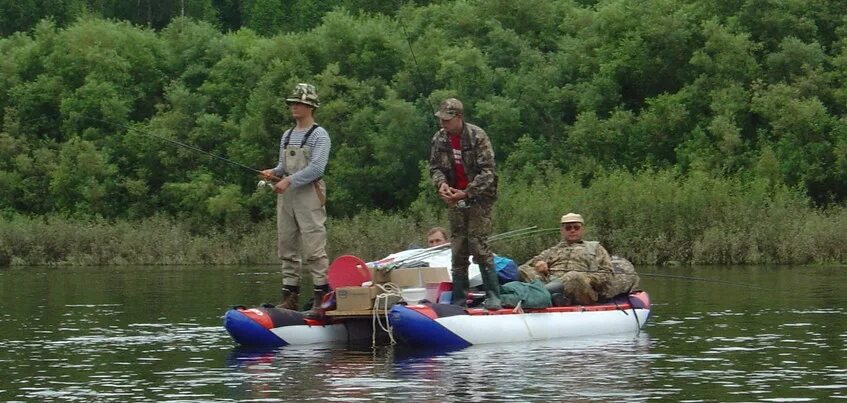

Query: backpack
left=493, top=255, right=519, bottom=283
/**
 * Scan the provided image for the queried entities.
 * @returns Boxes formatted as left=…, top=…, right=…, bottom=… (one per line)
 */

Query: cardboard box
left=371, top=267, right=392, bottom=284
left=335, top=286, right=378, bottom=311
left=372, top=293, right=403, bottom=310
left=388, top=267, right=451, bottom=288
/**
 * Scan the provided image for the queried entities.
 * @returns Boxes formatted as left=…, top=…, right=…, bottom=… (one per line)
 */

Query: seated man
left=428, top=226, right=519, bottom=286
left=426, top=227, right=449, bottom=247
left=519, top=213, right=633, bottom=305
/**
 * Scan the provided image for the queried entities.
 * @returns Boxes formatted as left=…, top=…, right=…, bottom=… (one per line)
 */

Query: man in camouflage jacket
left=520, top=213, right=637, bottom=305
left=428, top=98, right=501, bottom=309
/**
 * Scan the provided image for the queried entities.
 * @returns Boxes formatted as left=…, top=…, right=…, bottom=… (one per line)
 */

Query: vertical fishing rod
left=394, top=1, right=437, bottom=116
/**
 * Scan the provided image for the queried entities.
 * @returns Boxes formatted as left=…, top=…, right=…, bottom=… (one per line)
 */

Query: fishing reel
left=257, top=180, right=275, bottom=190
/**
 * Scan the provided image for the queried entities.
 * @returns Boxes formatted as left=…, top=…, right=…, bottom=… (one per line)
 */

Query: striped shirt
left=271, top=126, right=331, bottom=188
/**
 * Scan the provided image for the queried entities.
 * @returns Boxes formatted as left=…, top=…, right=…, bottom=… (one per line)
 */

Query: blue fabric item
left=493, top=255, right=519, bottom=283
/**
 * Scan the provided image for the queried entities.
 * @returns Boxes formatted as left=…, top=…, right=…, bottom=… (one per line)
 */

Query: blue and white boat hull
left=389, top=291, right=650, bottom=347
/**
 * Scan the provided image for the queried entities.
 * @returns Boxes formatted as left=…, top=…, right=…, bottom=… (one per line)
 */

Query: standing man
left=261, top=83, right=331, bottom=315
left=428, top=98, right=501, bottom=309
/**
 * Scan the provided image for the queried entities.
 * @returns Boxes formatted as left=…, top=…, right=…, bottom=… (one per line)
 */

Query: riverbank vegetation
left=2, top=170, right=845, bottom=266
left=1, top=0, right=846, bottom=265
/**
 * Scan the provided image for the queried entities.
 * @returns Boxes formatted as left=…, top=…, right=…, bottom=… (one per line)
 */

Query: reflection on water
left=224, top=335, right=653, bottom=401
left=0, top=265, right=844, bottom=401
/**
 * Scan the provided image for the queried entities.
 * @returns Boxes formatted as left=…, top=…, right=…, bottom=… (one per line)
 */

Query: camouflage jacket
left=428, top=122, right=497, bottom=203
left=519, top=240, right=613, bottom=284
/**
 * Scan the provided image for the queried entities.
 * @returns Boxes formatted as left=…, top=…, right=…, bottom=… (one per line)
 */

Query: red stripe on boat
left=407, top=305, right=439, bottom=320
left=239, top=308, right=275, bottom=329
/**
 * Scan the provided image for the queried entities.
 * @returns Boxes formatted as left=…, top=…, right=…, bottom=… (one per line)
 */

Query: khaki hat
left=434, top=98, right=463, bottom=119
left=285, top=83, right=320, bottom=108
left=560, top=213, right=584, bottom=224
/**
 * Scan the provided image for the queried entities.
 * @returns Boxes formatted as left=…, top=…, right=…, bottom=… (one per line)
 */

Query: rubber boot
left=545, top=281, right=570, bottom=306
left=306, top=285, right=330, bottom=318
left=450, top=275, right=469, bottom=307
left=279, top=286, right=299, bottom=310
left=480, top=267, right=503, bottom=310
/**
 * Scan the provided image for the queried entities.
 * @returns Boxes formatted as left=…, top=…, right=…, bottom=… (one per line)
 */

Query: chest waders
left=277, top=125, right=329, bottom=310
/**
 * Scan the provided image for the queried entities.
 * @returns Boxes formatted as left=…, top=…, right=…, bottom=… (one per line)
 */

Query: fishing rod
left=635, top=271, right=770, bottom=290
left=527, top=267, right=769, bottom=290
left=394, top=2, right=436, bottom=115
left=490, top=226, right=539, bottom=241
left=491, top=227, right=558, bottom=242
left=80, top=115, right=282, bottom=182
left=376, top=226, right=550, bottom=269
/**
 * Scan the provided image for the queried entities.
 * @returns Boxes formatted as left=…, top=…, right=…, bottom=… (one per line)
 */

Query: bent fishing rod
left=80, top=116, right=282, bottom=183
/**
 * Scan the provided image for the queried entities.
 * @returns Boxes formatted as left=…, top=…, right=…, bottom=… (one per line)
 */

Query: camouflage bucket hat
left=286, top=83, right=320, bottom=108
left=434, top=98, right=463, bottom=119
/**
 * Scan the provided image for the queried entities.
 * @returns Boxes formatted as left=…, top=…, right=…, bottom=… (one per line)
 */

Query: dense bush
left=1, top=1, right=846, bottom=265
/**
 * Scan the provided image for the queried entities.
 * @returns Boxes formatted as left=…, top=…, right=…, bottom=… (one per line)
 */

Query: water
left=0, top=265, right=844, bottom=401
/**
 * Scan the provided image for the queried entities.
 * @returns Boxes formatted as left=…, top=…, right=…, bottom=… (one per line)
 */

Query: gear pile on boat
left=223, top=252, right=650, bottom=349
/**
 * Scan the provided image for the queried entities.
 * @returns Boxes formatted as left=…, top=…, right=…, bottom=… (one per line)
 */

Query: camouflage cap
left=560, top=213, right=584, bottom=224
left=285, top=83, right=320, bottom=108
left=434, top=98, right=464, bottom=119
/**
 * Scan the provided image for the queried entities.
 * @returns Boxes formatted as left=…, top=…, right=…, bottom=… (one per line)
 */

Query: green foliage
left=0, top=1, right=846, bottom=265
left=49, top=137, right=119, bottom=216
left=494, top=169, right=847, bottom=265
left=4, top=170, right=845, bottom=266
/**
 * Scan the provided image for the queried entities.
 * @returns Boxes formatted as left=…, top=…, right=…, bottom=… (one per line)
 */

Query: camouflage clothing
left=448, top=202, right=495, bottom=278
left=429, top=119, right=500, bottom=307
left=285, top=83, right=320, bottom=108
left=435, top=98, right=464, bottom=120
left=428, top=122, right=498, bottom=203
left=610, top=256, right=641, bottom=295
left=519, top=240, right=618, bottom=305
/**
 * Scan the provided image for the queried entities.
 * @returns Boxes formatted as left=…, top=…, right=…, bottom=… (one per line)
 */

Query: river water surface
left=0, top=265, right=844, bottom=401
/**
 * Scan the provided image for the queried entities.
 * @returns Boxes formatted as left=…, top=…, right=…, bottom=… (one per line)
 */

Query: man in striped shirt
left=261, top=83, right=331, bottom=315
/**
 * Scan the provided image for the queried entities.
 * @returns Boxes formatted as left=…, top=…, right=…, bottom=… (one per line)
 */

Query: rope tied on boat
left=512, top=299, right=524, bottom=314
left=372, top=282, right=403, bottom=347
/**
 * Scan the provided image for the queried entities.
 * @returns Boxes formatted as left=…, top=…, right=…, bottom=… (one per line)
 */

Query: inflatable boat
left=224, top=307, right=359, bottom=347
left=387, top=291, right=650, bottom=349
left=224, top=291, right=649, bottom=348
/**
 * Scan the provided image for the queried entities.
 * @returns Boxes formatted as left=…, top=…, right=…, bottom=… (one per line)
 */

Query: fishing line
left=394, top=1, right=436, bottom=115
left=636, top=271, right=769, bottom=290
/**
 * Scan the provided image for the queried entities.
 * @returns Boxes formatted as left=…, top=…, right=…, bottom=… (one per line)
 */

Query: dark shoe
left=451, top=274, right=469, bottom=307
left=306, top=286, right=329, bottom=318
left=279, top=288, right=299, bottom=310
left=550, top=293, right=571, bottom=307
left=481, top=266, right=502, bottom=310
